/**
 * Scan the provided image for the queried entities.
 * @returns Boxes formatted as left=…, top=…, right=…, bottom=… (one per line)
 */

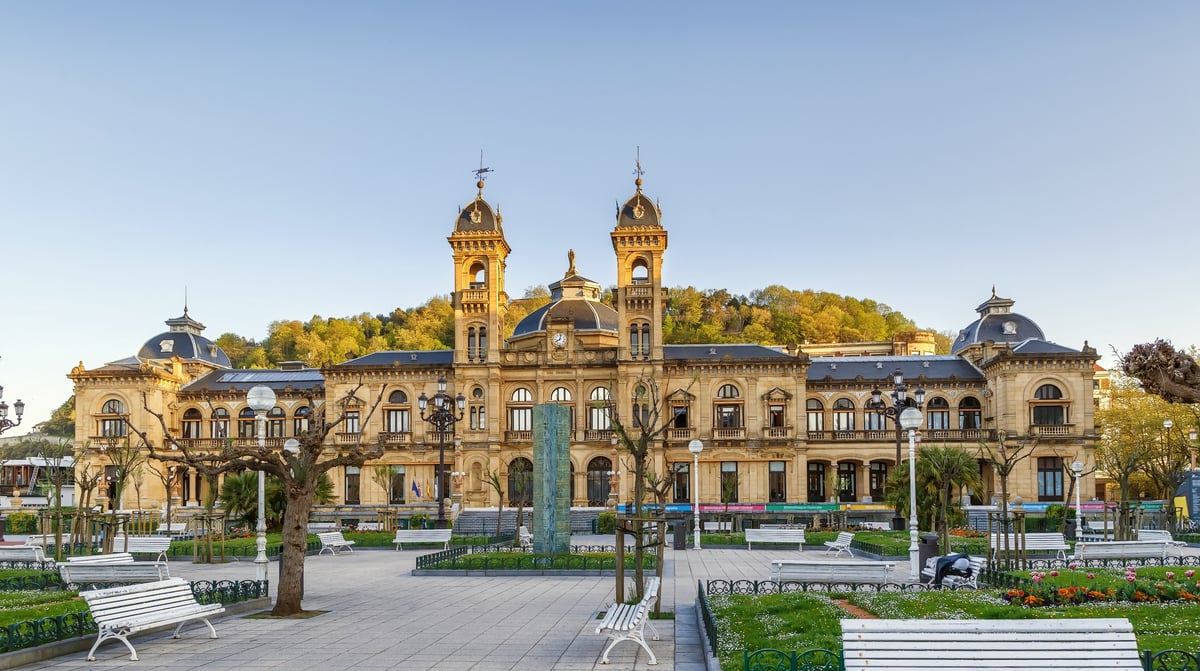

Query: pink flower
left=1069, top=563, right=1078, bottom=570
left=1087, top=573, right=1095, bottom=580
left=1032, top=574, right=1044, bottom=583
left=1127, top=576, right=1136, bottom=583
left=1050, top=571, right=1059, bottom=577
left=1167, top=572, right=1176, bottom=580
left=1187, top=570, right=1195, bottom=578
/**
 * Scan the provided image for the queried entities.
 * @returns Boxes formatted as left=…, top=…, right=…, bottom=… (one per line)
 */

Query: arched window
left=469, top=262, right=487, bottom=289
left=959, top=397, right=982, bottom=430
left=632, top=385, right=650, bottom=428
left=832, top=399, right=855, bottom=432
left=386, top=390, right=411, bottom=434
left=267, top=407, right=285, bottom=438
left=714, top=384, right=742, bottom=430
left=508, top=457, right=533, bottom=506
left=1032, top=383, right=1067, bottom=426
left=550, top=386, right=574, bottom=430
left=589, top=387, right=611, bottom=431
left=806, top=399, right=825, bottom=434
left=926, top=397, right=950, bottom=430
left=508, top=388, right=534, bottom=434
left=99, top=399, right=128, bottom=438
left=631, top=258, right=650, bottom=285
left=238, top=407, right=257, bottom=438
left=293, top=406, right=312, bottom=436
left=587, top=457, right=612, bottom=506
left=210, top=407, right=230, bottom=439
left=181, top=408, right=202, bottom=439
left=469, top=386, right=486, bottom=431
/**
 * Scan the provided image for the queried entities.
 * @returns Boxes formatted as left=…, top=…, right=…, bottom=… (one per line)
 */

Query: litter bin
left=1064, top=519, right=1077, bottom=541
left=918, top=533, right=941, bottom=582
left=672, top=520, right=687, bottom=550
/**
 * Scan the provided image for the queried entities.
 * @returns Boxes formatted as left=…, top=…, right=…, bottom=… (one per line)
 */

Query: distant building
left=68, top=168, right=1099, bottom=517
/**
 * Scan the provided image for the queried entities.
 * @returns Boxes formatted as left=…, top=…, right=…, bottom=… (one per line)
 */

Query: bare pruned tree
left=125, top=381, right=386, bottom=616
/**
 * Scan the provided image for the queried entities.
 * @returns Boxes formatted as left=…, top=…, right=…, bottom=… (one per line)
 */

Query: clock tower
left=611, top=160, right=668, bottom=362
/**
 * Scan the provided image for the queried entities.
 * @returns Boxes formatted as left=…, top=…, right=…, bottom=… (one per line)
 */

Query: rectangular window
left=960, top=410, right=981, bottom=430
left=673, top=463, right=690, bottom=503
left=1037, top=457, right=1063, bottom=501
left=837, top=462, right=857, bottom=502
left=390, top=466, right=405, bottom=504
left=1033, top=406, right=1066, bottom=425
left=864, top=412, right=888, bottom=431
left=768, top=461, right=786, bottom=502
left=509, top=407, right=532, bottom=432
left=182, top=421, right=201, bottom=439
left=807, top=462, right=826, bottom=502
left=238, top=419, right=255, bottom=438
left=833, top=410, right=854, bottom=432
left=268, top=418, right=285, bottom=438
left=386, top=409, right=410, bottom=433
left=768, top=405, right=785, bottom=428
left=344, top=466, right=360, bottom=504
left=210, top=420, right=229, bottom=439
left=806, top=410, right=824, bottom=433
left=672, top=406, right=689, bottom=428
left=927, top=411, right=950, bottom=430
left=345, top=411, right=360, bottom=434
left=869, top=463, right=888, bottom=501
left=720, top=461, right=738, bottom=504
left=715, top=405, right=741, bottom=428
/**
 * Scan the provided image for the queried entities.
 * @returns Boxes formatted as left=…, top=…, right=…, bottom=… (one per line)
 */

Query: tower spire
left=632, top=147, right=646, bottom=218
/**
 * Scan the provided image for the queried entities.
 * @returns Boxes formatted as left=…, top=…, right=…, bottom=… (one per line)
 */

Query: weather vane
left=473, top=150, right=493, bottom=184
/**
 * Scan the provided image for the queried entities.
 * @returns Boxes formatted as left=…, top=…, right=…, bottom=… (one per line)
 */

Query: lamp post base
left=434, top=518, right=450, bottom=530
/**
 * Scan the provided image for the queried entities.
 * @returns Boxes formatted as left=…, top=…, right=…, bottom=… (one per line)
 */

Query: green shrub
left=597, top=512, right=616, bottom=534
left=6, top=512, right=37, bottom=534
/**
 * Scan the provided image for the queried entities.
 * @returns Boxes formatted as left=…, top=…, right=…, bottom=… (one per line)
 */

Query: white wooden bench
left=1080, top=520, right=1116, bottom=542
left=858, top=521, right=891, bottom=531
left=0, top=546, right=47, bottom=563
left=824, top=531, right=855, bottom=558
left=357, top=522, right=382, bottom=532
left=61, top=562, right=170, bottom=588
left=921, top=555, right=986, bottom=589
left=595, top=576, right=661, bottom=665
left=771, top=559, right=895, bottom=584
left=392, top=529, right=452, bottom=550
left=841, top=617, right=1142, bottom=670
left=701, top=521, right=731, bottom=532
left=1137, top=529, right=1187, bottom=553
left=81, top=578, right=225, bottom=661
left=989, top=532, right=1069, bottom=561
left=109, top=535, right=172, bottom=563
left=155, top=522, right=191, bottom=539
left=316, top=531, right=356, bottom=555
left=306, top=522, right=339, bottom=533
left=745, top=527, right=806, bottom=550
left=1071, top=540, right=1171, bottom=561
left=68, top=552, right=136, bottom=565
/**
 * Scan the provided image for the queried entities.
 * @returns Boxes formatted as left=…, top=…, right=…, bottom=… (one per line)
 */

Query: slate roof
left=335, top=350, right=455, bottom=367
left=511, top=299, right=620, bottom=337
left=137, top=331, right=231, bottom=367
left=664, top=344, right=794, bottom=360
left=1011, top=339, right=1082, bottom=355
left=182, top=368, right=325, bottom=393
left=806, top=355, right=985, bottom=383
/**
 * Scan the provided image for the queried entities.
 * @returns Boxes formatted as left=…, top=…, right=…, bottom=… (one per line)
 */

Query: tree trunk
left=272, top=486, right=316, bottom=616
left=939, top=482, right=951, bottom=554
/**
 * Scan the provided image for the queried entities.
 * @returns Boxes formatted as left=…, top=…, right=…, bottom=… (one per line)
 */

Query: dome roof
left=510, top=251, right=619, bottom=339
left=454, top=181, right=501, bottom=233
left=616, top=190, right=661, bottom=228
left=136, top=309, right=231, bottom=367
left=952, top=290, right=1046, bottom=355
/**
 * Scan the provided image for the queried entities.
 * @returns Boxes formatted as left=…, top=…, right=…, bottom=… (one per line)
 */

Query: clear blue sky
left=2, top=2, right=1197, bottom=430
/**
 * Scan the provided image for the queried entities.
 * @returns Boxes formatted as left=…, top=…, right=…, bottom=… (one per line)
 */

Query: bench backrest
left=0, top=546, right=46, bottom=562
left=746, top=528, right=806, bottom=539
left=1075, top=541, right=1168, bottom=559
left=68, top=553, right=136, bottom=564
left=1136, top=529, right=1176, bottom=543
left=989, top=532, right=1068, bottom=549
left=81, top=578, right=201, bottom=624
left=61, top=563, right=169, bottom=585
left=773, top=560, right=893, bottom=583
left=833, top=532, right=854, bottom=545
left=841, top=617, right=1141, bottom=670
left=307, top=522, right=338, bottom=533
left=393, top=529, right=452, bottom=540
left=109, top=536, right=172, bottom=552
left=317, top=531, right=349, bottom=544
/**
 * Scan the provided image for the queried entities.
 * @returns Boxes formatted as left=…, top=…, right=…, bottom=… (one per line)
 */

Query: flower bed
left=1004, top=566, right=1200, bottom=607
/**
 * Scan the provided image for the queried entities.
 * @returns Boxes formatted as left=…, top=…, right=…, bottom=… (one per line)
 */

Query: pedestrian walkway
left=6, top=535, right=868, bottom=671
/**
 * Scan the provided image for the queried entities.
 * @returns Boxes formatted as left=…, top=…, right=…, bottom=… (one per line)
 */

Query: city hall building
left=68, top=172, right=1101, bottom=521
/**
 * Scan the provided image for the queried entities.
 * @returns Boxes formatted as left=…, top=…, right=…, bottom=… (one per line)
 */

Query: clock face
left=553, top=333, right=567, bottom=347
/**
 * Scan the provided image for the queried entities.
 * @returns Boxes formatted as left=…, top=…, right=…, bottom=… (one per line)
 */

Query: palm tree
left=219, top=472, right=259, bottom=529
left=919, top=445, right=983, bottom=554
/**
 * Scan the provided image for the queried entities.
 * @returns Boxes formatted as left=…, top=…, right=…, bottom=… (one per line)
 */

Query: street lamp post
left=1190, top=428, right=1199, bottom=472
left=246, top=385, right=276, bottom=585
left=688, top=439, right=704, bottom=550
left=865, top=369, right=925, bottom=530
left=1071, top=460, right=1084, bottom=537
left=898, top=407, right=924, bottom=581
left=418, top=376, right=465, bottom=529
left=0, top=385, right=25, bottom=436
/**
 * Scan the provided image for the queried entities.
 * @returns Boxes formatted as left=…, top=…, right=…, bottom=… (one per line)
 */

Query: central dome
left=136, top=309, right=231, bottom=367
left=510, top=251, right=619, bottom=339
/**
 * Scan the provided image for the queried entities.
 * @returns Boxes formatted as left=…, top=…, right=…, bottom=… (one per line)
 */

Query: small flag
left=411, top=480, right=419, bottom=497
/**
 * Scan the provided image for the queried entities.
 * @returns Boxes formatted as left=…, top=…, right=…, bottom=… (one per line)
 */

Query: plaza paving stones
left=7, top=536, right=909, bottom=671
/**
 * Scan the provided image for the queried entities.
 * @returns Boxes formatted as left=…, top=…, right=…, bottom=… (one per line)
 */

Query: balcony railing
left=584, top=429, right=615, bottom=442
left=505, top=431, right=533, bottom=443
left=379, top=432, right=411, bottom=446
left=422, top=431, right=455, bottom=445
left=667, top=428, right=694, bottom=441
left=762, top=426, right=792, bottom=439
left=1031, top=424, right=1074, bottom=437
left=713, top=427, right=745, bottom=440
left=334, top=433, right=363, bottom=445
left=807, top=429, right=998, bottom=443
